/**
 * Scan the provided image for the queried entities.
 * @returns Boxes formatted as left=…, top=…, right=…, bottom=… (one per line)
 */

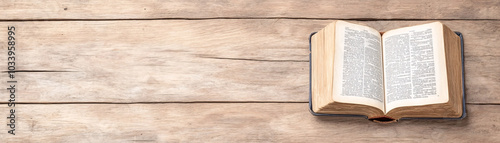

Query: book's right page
left=382, top=22, right=449, bottom=112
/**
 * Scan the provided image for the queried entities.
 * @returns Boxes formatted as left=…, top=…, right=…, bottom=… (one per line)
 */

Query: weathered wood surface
left=1, top=0, right=499, bottom=142
left=1, top=104, right=499, bottom=142
left=0, top=0, right=499, bottom=20
left=0, top=20, right=498, bottom=103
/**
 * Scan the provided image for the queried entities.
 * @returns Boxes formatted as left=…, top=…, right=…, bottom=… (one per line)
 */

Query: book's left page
left=332, top=21, right=385, bottom=111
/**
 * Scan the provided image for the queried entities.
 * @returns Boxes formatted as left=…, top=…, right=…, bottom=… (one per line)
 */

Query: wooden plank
left=2, top=104, right=499, bottom=142
left=0, top=0, right=499, bottom=20
left=0, top=20, right=498, bottom=103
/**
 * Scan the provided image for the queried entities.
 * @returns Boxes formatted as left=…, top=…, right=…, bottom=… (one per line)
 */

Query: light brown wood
left=0, top=20, right=498, bottom=103
left=0, top=0, right=499, bottom=20
left=0, top=0, right=497, bottom=141
left=1, top=104, right=498, bottom=142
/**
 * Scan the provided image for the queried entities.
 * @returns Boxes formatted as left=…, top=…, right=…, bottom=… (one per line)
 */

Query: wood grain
left=0, top=0, right=499, bottom=20
left=0, top=1, right=497, bottom=142
left=0, top=20, right=498, bottom=103
left=1, top=103, right=499, bottom=142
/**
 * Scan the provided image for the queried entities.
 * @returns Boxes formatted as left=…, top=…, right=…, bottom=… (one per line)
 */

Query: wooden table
left=2, top=0, right=499, bottom=142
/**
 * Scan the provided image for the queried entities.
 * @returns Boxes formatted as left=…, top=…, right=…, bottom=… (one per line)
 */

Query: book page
left=383, top=22, right=449, bottom=112
left=332, top=21, right=384, bottom=111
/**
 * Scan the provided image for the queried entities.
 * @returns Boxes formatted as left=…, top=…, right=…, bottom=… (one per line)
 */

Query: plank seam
left=0, top=17, right=499, bottom=22
left=197, top=56, right=309, bottom=62
left=1, top=102, right=498, bottom=105
left=1, top=70, right=77, bottom=73
left=0, top=101, right=309, bottom=104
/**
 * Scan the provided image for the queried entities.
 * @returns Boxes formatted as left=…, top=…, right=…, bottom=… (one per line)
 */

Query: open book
left=310, top=21, right=464, bottom=122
